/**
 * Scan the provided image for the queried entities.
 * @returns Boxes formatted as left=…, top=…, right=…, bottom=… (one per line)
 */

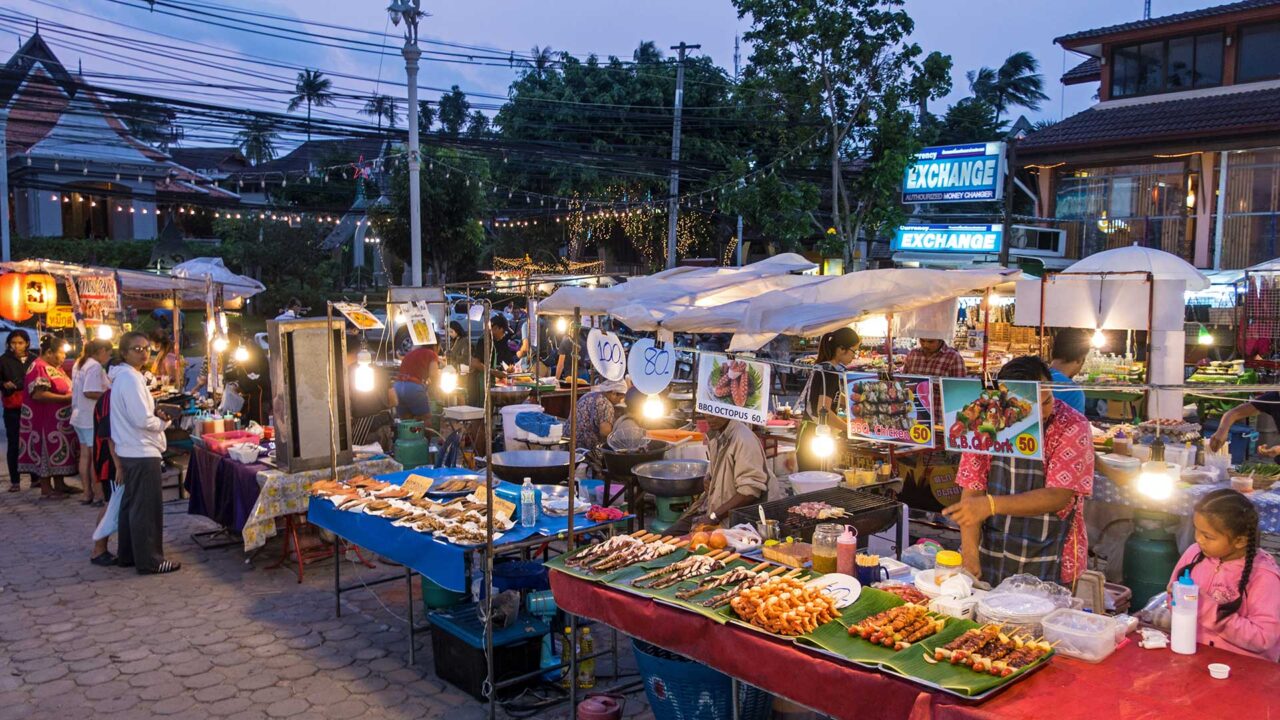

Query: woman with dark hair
left=147, top=330, right=183, bottom=388
left=71, top=339, right=113, bottom=506
left=18, top=334, right=80, bottom=499
left=443, top=321, right=470, bottom=369
left=1, top=329, right=36, bottom=491
left=796, top=327, right=860, bottom=471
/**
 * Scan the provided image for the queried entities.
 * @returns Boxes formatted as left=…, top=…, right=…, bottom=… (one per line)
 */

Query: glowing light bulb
left=555, top=316, right=568, bottom=334
left=439, top=366, right=459, bottom=393
left=233, top=345, right=249, bottom=363
left=1197, top=326, right=1213, bottom=345
left=353, top=363, right=375, bottom=393
left=212, top=336, right=229, bottom=353
left=1090, top=328, right=1106, bottom=349
left=642, top=394, right=665, bottom=419
left=59, top=341, right=72, bottom=353
left=811, top=424, right=836, bottom=458
left=1136, top=460, right=1174, bottom=500
left=95, top=324, right=113, bottom=341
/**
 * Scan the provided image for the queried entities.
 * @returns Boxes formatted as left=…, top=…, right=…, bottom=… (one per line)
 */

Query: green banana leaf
left=794, top=587, right=911, bottom=666
left=645, top=558, right=766, bottom=624
left=879, top=619, right=1055, bottom=697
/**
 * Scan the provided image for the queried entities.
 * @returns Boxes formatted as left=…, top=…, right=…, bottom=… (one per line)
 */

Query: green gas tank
left=1122, top=511, right=1182, bottom=609
left=394, top=420, right=434, bottom=470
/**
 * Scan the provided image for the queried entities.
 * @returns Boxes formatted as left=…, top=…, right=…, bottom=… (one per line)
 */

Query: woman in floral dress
left=19, top=336, right=79, bottom=499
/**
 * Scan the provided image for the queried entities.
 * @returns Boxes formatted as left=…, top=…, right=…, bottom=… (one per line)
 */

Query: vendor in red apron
left=943, top=357, right=1094, bottom=586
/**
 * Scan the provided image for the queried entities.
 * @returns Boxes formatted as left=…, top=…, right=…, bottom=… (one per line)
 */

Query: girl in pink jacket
left=1169, top=488, right=1280, bottom=661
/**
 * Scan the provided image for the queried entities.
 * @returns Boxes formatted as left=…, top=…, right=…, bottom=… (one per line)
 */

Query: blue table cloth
left=308, top=467, right=616, bottom=592
left=1092, top=473, right=1280, bottom=534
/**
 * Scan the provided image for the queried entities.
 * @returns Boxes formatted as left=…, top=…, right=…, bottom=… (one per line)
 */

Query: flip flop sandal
left=90, top=552, right=116, bottom=567
left=7, top=485, right=18, bottom=493
left=140, top=560, right=181, bottom=575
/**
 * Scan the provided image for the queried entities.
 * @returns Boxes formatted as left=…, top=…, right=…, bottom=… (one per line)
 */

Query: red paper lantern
left=22, top=273, right=57, bottom=314
left=0, top=273, right=32, bottom=322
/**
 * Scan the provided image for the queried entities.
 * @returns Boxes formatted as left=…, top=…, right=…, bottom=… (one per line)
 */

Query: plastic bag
left=92, top=482, right=123, bottom=540
left=1135, top=591, right=1172, bottom=631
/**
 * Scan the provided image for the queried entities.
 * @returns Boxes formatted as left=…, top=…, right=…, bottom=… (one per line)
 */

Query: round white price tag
left=627, top=338, right=674, bottom=394
left=587, top=329, right=626, bottom=381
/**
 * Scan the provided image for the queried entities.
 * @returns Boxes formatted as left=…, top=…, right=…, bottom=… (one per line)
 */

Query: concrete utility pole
left=734, top=36, right=744, bottom=267
left=666, top=41, right=700, bottom=269
left=388, top=0, right=425, bottom=286
left=0, top=109, right=9, bottom=262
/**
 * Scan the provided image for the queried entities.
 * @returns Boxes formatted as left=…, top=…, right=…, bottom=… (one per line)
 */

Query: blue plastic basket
left=631, top=640, right=773, bottom=720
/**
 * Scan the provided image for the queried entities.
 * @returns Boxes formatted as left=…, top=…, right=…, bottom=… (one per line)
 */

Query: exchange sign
left=902, top=142, right=1006, bottom=204
left=891, top=224, right=1003, bottom=254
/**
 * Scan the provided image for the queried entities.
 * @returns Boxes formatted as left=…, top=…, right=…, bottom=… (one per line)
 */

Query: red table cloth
left=551, top=571, right=1280, bottom=720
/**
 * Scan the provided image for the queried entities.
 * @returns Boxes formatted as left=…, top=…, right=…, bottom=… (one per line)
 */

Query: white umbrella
left=170, top=258, right=265, bottom=301
left=1064, top=244, right=1209, bottom=291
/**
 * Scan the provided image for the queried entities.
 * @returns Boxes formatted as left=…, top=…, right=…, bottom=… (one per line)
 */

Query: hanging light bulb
left=1136, top=436, right=1173, bottom=500
left=212, top=335, right=229, bottom=353
left=439, top=366, right=459, bottom=394
left=1090, top=328, right=1106, bottom=349
left=811, top=424, right=836, bottom=458
left=555, top=316, right=569, bottom=334
left=233, top=344, right=250, bottom=363
left=642, top=394, right=665, bottom=419
left=95, top=324, right=114, bottom=341
left=60, top=341, right=72, bottom=353
left=353, top=347, right=375, bottom=393
left=1197, top=325, right=1214, bottom=345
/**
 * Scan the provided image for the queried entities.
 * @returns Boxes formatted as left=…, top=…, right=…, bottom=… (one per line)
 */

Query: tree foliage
left=966, top=51, right=1049, bottom=121
left=287, top=69, right=335, bottom=142
left=235, top=116, right=279, bottom=165
left=362, top=94, right=399, bottom=130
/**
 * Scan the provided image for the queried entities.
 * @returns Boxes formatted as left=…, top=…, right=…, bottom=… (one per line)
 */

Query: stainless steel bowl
left=490, top=385, right=532, bottom=407
left=631, top=459, right=707, bottom=497
left=488, top=449, right=581, bottom=485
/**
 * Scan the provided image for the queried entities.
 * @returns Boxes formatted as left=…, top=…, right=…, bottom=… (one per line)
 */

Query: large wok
left=631, top=459, right=707, bottom=497
left=601, top=439, right=671, bottom=479
left=486, top=449, right=585, bottom=485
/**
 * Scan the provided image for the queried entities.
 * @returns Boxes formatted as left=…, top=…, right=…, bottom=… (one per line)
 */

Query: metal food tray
left=730, top=487, right=900, bottom=543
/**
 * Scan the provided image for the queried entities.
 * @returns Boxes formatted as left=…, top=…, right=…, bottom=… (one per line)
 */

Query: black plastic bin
left=427, top=603, right=548, bottom=700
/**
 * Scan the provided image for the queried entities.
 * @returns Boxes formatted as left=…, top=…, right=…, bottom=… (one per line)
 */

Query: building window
left=1054, top=162, right=1191, bottom=259
left=1111, top=32, right=1223, bottom=98
left=1220, top=148, right=1280, bottom=269
left=1238, top=22, right=1280, bottom=83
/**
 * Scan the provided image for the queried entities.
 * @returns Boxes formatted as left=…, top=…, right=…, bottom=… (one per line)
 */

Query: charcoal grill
left=730, top=487, right=901, bottom=545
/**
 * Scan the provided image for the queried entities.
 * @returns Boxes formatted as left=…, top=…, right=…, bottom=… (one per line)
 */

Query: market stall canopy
left=537, top=253, right=817, bottom=318
left=0, top=258, right=262, bottom=307
left=170, top=258, right=265, bottom=302
left=1064, top=245, right=1209, bottom=291
left=661, top=267, right=1017, bottom=351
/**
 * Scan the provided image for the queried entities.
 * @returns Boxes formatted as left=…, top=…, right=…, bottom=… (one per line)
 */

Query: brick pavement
left=0, top=458, right=654, bottom=720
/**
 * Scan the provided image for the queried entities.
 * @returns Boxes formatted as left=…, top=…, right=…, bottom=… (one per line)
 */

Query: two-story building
left=1019, top=0, right=1280, bottom=270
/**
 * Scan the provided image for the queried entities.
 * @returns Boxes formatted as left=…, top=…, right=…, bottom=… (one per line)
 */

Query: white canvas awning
left=537, top=253, right=817, bottom=320
left=0, top=258, right=262, bottom=305
left=661, top=267, right=1017, bottom=350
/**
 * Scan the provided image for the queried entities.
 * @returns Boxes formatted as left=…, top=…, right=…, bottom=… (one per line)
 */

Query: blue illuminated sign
left=892, top=224, right=1004, bottom=254
left=902, top=142, right=1006, bottom=203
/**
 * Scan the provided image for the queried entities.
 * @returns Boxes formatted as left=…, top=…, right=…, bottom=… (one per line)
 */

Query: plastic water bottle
left=521, top=478, right=538, bottom=528
left=576, top=627, right=596, bottom=689
left=1171, top=569, right=1199, bottom=655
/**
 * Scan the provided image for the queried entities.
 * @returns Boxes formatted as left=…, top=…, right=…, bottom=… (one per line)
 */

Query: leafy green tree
left=362, top=94, right=399, bottom=130
left=235, top=116, right=279, bottom=165
left=111, top=99, right=180, bottom=150
left=966, top=51, right=1049, bottom=122
left=466, top=111, right=490, bottom=139
left=287, top=69, right=335, bottom=143
left=437, top=86, right=471, bottom=137
left=212, top=216, right=341, bottom=313
left=418, top=100, right=436, bottom=134
left=733, top=0, right=952, bottom=262
left=936, top=97, right=1006, bottom=145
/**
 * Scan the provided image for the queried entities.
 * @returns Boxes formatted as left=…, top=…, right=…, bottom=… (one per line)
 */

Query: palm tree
left=236, top=116, right=279, bottom=166
left=523, top=45, right=555, bottom=79
left=966, top=51, right=1050, bottom=122
left=633, top=41, right=662, bottom=64
left=286, top=69, right=334, bottom=143
left=362, top=94, right=399, bottom=130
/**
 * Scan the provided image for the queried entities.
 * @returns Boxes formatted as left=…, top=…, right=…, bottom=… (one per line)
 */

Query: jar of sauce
left=811, top=523, right=841, bottom=574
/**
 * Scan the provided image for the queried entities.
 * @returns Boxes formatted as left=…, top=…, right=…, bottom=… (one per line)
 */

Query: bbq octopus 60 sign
left=696, top=353, right=770, bottom=426
left=939, top=378, right=1044, bottom=461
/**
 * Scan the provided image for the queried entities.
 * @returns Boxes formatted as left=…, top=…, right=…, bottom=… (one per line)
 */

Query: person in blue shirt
left=1048, top=328, right=1088, bottom=416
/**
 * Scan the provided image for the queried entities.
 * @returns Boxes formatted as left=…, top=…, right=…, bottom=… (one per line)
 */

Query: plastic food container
left=789, top=471, right=842, bottom=495
left=1040, top=608, right=1117, bottom=663
left=1208, top=663, right=1231, bottom=680
left=976, top=592, right=1060, bottom=637
left=1231, top=475, right=1255, bottom=494
left=934, top=550, right=963, bottom=586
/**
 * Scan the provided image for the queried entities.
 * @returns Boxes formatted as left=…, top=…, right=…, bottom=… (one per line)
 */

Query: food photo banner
left=941, top=379, right=1044, bottom=460
left=845, top=373, right=935, bottom=448
left=696, top=353, right=770, bottom=426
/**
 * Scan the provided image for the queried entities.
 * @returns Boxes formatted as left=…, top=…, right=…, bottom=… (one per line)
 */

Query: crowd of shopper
left=3, top=329, right=181, bottom=574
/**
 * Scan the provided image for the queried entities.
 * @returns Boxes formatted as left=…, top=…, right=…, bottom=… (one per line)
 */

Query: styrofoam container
left=499, top=404, right=543, bottom=446
left=1040, top=608, right=1117, bottom=663
left=789, top=471, right=842, bottom=495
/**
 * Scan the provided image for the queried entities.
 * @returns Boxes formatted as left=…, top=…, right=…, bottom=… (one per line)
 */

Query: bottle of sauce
left=1171, top=570, right=1199, bottom=655
left=811, top=523, right=841, bottom=574
left=836, top=525, right=858, bottom=576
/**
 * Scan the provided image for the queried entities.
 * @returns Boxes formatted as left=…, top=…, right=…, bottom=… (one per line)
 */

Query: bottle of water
left=521, top=478, right=538, bottom=528
left=1171, top=569, right=1199, bottom=655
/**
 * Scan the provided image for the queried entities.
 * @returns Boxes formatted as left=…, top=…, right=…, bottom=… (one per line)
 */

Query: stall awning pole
left=981, top=289, right=991, bottom=379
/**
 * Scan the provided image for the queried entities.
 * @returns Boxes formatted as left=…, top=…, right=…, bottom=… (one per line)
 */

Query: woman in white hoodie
left=111, top=332, right=180, bottom=574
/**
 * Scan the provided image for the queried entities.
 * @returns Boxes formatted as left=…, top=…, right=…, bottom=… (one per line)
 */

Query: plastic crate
left=201, top=430, right=259, bottom=455
left=427, top=604, right=547, bottom=700
left=632, top=640, right=773, bottom=720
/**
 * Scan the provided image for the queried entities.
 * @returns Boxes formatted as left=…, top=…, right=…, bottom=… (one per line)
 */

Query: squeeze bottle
left=1170, top=570, right=1199, bottom=655
left=836, top=525, right=858, bottom=576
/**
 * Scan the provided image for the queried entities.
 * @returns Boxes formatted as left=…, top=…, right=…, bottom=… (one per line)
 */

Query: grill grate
left=730, top=487, right=901, bottom=543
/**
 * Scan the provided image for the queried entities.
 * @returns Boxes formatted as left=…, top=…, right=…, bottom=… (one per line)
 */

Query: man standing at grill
left=112, top=332, right=180, bottom=574
left=944, top=357, right=1093, bottom=586
left=902, top=335, right=967, bottom=379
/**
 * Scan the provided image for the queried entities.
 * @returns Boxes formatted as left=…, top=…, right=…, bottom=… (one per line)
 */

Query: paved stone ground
left=0, top=457, right=653, bottom=720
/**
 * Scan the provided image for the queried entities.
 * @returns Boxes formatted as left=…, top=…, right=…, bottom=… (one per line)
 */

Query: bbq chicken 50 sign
left=902, top=142, right=1006, bottom=204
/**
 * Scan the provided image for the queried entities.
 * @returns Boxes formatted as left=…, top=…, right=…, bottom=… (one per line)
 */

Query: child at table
left=1169, top=489, right=1280, bottom=661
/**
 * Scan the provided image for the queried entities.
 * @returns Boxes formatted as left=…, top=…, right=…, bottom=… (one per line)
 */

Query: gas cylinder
left=1122, top=511, right=1181, bottom=608
left=393, top=420, right=434, bottom=469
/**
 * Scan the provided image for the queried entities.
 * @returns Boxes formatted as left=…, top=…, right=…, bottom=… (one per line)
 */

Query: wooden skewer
left=782, top=568, right=804, bottom=579
left=766, top=566, right=789, bottom=577
left=721, top=552, right=741, bottom=564
left=630, top=529, right=651, bottom=537
left=673, top=539, right=691, bottom=548
left=748, top=561, right=770, bottom=573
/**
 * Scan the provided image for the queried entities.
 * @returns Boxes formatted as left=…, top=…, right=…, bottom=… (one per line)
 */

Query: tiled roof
left=169, top=146, right=247, bottom=173
left=1056, top=0, right=1280, bottom=44
left=234, top=138, right=389, bottom=177
left=1061, top=57, right=1101, bottom=85
left=1017, top=85, right=1280, bottom=154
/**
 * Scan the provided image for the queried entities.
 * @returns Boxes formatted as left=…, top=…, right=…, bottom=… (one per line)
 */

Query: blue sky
left=0, top=0, right=1228, bottom=146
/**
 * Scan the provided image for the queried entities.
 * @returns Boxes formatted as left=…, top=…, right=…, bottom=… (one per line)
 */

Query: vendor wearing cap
left=670, top=413, right=776, bottom=533
left=1209, top=393, right=1280, bottom=459
left=944, top=356, right=1094, bottom=586
left=574, top=379, right=628, bottom=450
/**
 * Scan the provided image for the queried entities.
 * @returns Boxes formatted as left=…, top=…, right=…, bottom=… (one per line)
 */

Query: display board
left=845, top=372, right=935, bottom=448
left=940, top=378, right=1044, bottom=460
left=696, top=353, right=770, bottom=426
